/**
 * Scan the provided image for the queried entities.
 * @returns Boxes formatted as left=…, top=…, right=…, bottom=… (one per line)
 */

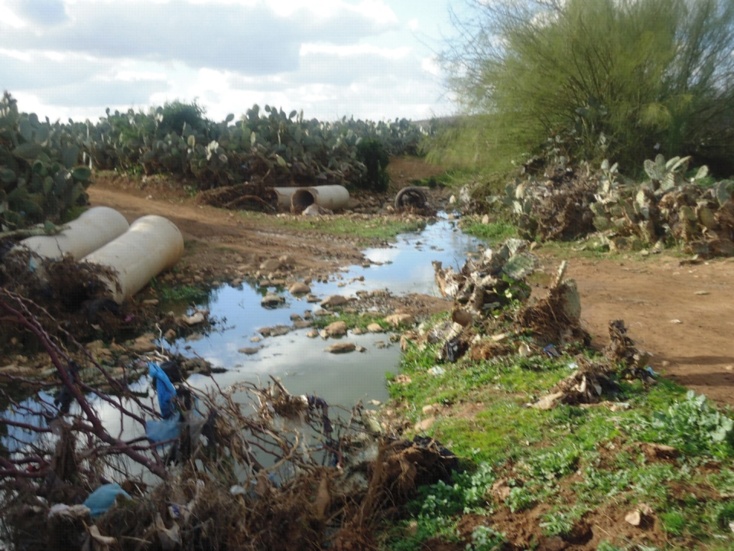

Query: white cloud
left=0, top=0, right=454, bottom=122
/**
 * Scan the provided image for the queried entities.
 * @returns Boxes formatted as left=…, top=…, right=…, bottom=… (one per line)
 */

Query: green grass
left=150, top=280, right=211, bottom=305
left=381, top=314, right=734, bottom=550
left=237, top=211, right=426, bottom=245
left=460, top=217, right=518, bottom=244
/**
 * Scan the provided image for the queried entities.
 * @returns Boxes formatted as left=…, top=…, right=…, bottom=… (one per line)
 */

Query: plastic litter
left=145, top=415, right=182, bottom=443
left=82, top=483, right=131, bottom=517
left=148, top=361, right=177, bottom=419
left=428, top=366, right=446, bottom=376
left=644, top=366, right=658, bottom=377
left=543, top=344, right=560, bottom=358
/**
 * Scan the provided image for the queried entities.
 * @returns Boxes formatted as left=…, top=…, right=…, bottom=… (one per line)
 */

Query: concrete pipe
left=82, top=215, right=184, bottom=303
left=16, top=206, right=130, bottom=260
left=272, top=185, right=350, bottom=213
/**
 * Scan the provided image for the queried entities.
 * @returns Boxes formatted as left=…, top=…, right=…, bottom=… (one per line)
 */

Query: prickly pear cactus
left=0, top=92, right=91, bottom=231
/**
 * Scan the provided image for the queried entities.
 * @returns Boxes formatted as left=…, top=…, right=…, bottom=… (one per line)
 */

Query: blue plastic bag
left=83, top=483, right=131, bottom=517
left=145, top=415, right=182, bottom=443
left=148, top=361, right=177, bottom=419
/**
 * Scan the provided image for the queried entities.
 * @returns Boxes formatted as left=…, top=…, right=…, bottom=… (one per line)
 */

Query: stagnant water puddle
left=2, top=214, right=483, bottom=452
left=174, top=213, right=482, bottom=405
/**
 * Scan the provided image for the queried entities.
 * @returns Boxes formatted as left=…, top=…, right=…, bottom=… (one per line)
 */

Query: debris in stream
left=0, top=290, right=461, bottom=551
left=427, top=238, right=652, bottom=409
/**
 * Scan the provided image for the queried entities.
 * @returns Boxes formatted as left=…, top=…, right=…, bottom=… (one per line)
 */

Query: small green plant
left=715, top=500, right=734, bottom=531
left=461, top=218, right=518, bottom=243
left=539, top=505, right=587, bottom=537
left=637, top=391, right=734, bottom=458
left=154, top=282, right=211, bottom=305
left=661, top=510, right=686, bottom=536
left=505, top=483, right=536, bottom=513
left=466, top=525, right=506, bottom=551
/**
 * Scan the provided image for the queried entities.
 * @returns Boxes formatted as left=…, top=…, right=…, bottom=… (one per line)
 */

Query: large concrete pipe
left=272, top=185, right=350, bottom=213
left=16, top=206, right=130, bottom=260
left=82, top=215, right=184, bottom=303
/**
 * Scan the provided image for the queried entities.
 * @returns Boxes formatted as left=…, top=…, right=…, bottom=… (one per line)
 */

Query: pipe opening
left=291, top=189, right=316, bottom=213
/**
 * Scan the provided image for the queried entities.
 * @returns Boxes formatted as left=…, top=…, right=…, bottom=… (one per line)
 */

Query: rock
left=325, top=342, right=356, bottom=354
left=625, top=510, right=642, bottom=527
left=130, top=334, right=157, bottom=353
left=306, top=294, right=321, bottom=303
left=289, top=282, right=311, bottom=295
left=367, top=323, right=384, bottom=333
left=325, top=321, right=348, bottom=337
left=422, top=404, right=439, bottom=415
left=374, top=340, right=389, bottom=349
left=259, top=258, right=283, bottom=272
left=625, top=504, right=652, bottom=527
left=181, top=311, right=206, bottom=326
left=259, top=325, right=291, bottom=337
left=238, top=347, right=261, bottom=355
left=321, top=295, right=349, bottom=308
left=261, top=293, right=285, bottom=307
left=393, top=374, right=412, bottom=385
left=306, top=330, right=319, bottom=338
left=518, top=342, right=532, bottom=357
left=385, top=313, right=414, bottom=327
left=533, top=392, right=564, bottom=410
left=293, top=320, right=312, bottom=329
left=414, top=417, right=435, bottom=431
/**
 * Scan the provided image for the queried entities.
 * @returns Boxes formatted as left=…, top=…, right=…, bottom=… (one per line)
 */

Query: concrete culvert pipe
left=15, top=206, right=130, bottom=260
left=395, top=187, right=428, bottom=210
left=82, top=215, right=184, bottom=304
left=273, top=185, right=350, bottom=213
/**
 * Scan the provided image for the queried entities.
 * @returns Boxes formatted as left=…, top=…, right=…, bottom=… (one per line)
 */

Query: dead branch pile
left=504, top=157, right=734, bottom=257
left=0, top=289, right=458, bottom=550
left=196, top=182, right=278, bottom=212
left=426, top=240, right=654, bottom=409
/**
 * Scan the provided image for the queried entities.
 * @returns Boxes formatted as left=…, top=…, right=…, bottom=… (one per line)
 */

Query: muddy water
left=1, top=215, right=481, bottom=452
left=172, top=214, right=481, bottom=405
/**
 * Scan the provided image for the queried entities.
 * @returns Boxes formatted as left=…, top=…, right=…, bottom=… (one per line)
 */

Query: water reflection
left=1, top=214, right=481, bottom=453
left=168, top=215, right=481, bottom=405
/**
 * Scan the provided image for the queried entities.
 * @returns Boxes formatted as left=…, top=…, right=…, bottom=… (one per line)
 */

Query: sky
left=0, top=0, right=460, bottom=124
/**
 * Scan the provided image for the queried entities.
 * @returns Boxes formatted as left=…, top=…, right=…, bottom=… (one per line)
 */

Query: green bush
left=439, top=0, right=734, bottom=175
left=355, top=138, right=390, bottom=192
left=0, top=91, right=91, bottom=230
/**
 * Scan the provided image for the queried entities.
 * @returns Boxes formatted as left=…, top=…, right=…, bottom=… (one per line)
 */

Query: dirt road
left=87, top=169, right=734, bottom=407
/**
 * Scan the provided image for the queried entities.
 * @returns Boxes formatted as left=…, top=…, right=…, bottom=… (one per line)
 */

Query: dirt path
left=88, top=170, right=734, bottom=407
left=563, top=254, right=734, bottom=406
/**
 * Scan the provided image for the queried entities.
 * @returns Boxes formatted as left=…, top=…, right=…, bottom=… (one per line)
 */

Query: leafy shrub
left=0, top=92, right=91, bottom=230
left=440, top=0, right=734, bottom=175
left=638, top=391, right=734, bottom=458
left=355, top=138, right=390, bottom=192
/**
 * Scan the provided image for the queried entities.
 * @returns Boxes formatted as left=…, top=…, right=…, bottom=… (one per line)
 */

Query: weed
left=466, top=525, right=506, bottom=551
left=539, top=505, right=587, bottom=537
left=151, top=280, right=210, bottom=305
left=461, top=218, right=518, bottom=243
left=505, top=483, right=536, bottom=513
left=661, top=510, right=686, bottom=536
left=636, top=391, right=734, bottom=458
left=715, top=500, right=734, bottom=531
